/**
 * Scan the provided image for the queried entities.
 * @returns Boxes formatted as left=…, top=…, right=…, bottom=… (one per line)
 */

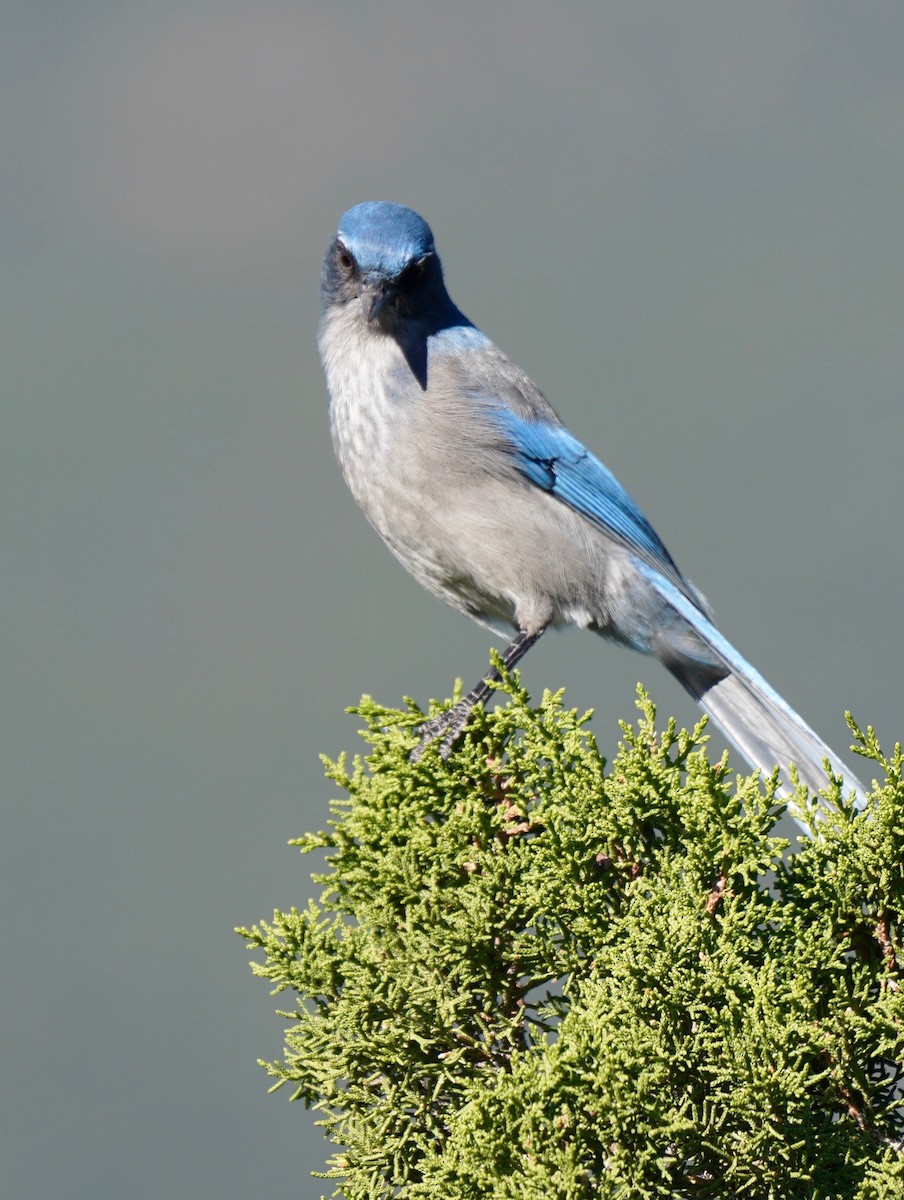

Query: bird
left=318, top=200, right=866, bottom=802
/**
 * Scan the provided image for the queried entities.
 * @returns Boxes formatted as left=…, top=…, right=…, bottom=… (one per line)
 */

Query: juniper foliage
left=238, top=670, right=904, bottom=1199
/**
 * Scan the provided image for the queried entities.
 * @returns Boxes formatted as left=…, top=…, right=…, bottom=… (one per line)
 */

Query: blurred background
left=3, top=3, right=902, bottom=1196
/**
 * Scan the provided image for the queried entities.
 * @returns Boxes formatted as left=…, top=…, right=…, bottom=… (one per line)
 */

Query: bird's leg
left=410, top=628, right=545, bottom=761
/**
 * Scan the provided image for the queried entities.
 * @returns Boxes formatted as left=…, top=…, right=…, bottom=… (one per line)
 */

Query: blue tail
left=643, top=568, right=867, bottom=805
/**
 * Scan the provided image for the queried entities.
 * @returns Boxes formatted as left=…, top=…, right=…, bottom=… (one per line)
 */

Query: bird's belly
left=359, top=465, right=637, bottom=636
left=329, top=373, right=644, bottom=636
left=351, top=463, right=523, bottom=625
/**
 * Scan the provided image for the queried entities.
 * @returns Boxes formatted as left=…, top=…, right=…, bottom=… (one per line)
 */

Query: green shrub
left=239, top=671, right=904, bottom=1199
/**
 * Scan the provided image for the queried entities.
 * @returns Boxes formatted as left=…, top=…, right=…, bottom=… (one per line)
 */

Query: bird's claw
left=410, top=700, right=473, bottom=762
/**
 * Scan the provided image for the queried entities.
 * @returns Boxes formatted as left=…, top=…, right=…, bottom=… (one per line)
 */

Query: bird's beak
left=360, top=278, right=397, bottom=323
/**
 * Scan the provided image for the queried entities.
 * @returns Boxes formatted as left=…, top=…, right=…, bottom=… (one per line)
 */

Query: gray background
left=4, top=3, right=902, bottom=1196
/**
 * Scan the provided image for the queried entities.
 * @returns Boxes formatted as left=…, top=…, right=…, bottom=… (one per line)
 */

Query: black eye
left=407, top=257, right=428, bottom=280
left=337, top=249, right=354, bottom=271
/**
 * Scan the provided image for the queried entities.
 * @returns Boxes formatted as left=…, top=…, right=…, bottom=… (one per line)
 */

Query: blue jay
left=319, top=201, right=865, bottom=801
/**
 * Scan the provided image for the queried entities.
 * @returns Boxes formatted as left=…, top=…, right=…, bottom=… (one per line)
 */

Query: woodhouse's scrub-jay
left=319, top=201, right=865, bottom=801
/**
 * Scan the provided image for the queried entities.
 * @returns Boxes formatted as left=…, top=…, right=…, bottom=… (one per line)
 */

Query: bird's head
left=321, top=202, right=449, bottom=325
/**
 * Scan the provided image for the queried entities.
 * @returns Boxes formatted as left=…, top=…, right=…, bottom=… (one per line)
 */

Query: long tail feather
left=683, top=670, right=865, bottom=804
left=643, top=569, right=867, bottom=805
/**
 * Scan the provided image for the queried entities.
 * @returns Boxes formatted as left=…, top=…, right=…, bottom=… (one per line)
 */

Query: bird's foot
left=408, top=631, right=544, bottom=763
left=410, top=699, right=475, bottom=763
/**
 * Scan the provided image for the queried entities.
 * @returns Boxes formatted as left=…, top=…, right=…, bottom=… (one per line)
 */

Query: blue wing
left=492, top=408, right=683, bottom=580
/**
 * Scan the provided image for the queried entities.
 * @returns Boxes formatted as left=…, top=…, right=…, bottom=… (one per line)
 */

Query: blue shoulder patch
left=492, top=409, right=679, bottom=575
left=428, top=324, right=492, bottom=354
